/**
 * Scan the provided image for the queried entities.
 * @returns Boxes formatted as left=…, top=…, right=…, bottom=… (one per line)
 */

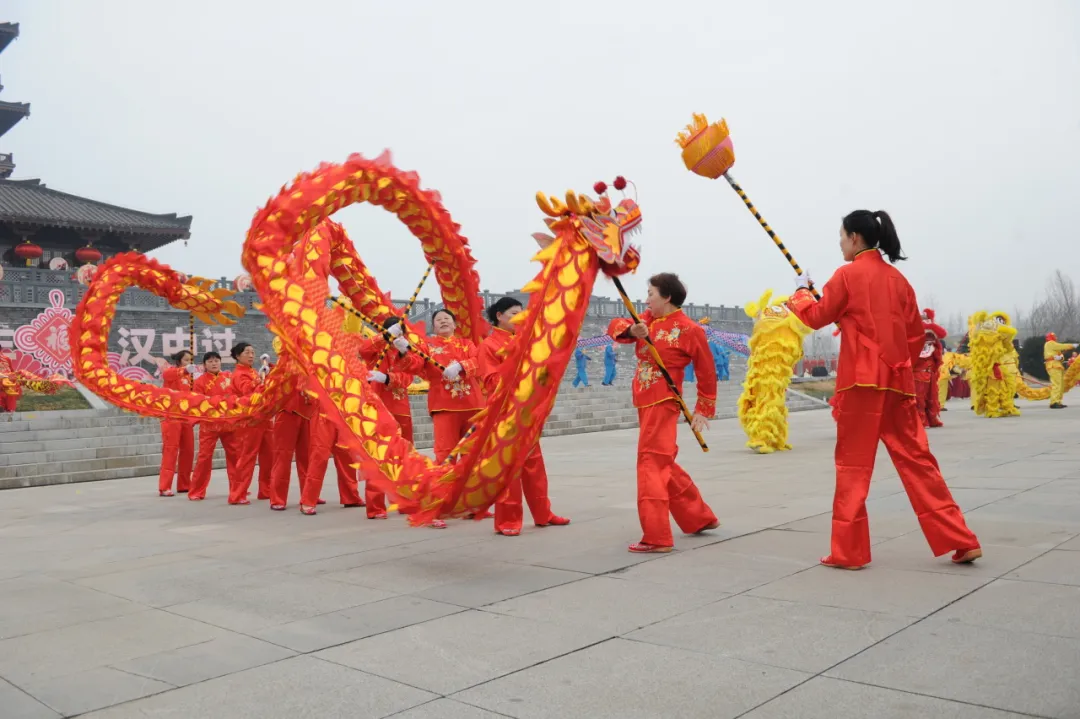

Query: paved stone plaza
left=1, top=402, right=1078, bottom=718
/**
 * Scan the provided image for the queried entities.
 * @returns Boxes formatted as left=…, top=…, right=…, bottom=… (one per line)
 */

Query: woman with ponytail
left=785, top=210, right=981, bottom=570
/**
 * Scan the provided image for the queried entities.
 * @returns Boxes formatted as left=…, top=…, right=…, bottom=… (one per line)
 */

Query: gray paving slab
left=78, top=655, right=435, bottom=719
left=0, top=610, right=226, bottom=686
left=0, top=574, right=144, bottom=641
left=0, top=406, right=1077, bottom=717
left=748, top=565, right=991, bottom=618
left=391, top=698, right=511, bottom=719
left=933, top=577, right=1080, bottom=639
left=1005, top=549, right=1080, bottom=586
left=626, top=594, right=915, bottom=673
left=454, top=637, right=809, bottom=719
left=110, top=632, right=296, bottom=687
left=827, top=617, right=1080, bottom=718
left=254, top=596, right=465, bottom=653
left=742, top=676, right=1032, bottom=719
left=0, top=677, right=61, bottom=719
left=316, top=609, right=613, bottom=695
left=483, top=575, right=721, bottom=636
left=15, top=666, right=173, bottom=717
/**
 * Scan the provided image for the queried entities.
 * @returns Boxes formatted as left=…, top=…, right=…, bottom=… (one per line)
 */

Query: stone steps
left=0, top=366, right=824, bottom=490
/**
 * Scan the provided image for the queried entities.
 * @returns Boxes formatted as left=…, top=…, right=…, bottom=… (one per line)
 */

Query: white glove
left=368, top=370, right=388, bottom=384
left=795, top=273, right=812, bottom=290
left=392, top=337, right=410, bottom=354
left=387, top=322, right=404, bottom=338
left=442, top=361, right=463, bottom=380
left=184, top=363, right=197, bottom=375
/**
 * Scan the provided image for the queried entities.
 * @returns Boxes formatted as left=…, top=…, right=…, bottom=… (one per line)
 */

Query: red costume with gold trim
left=421, top=335, right=483, bottom=463
left=787, top=250, right=979, bottom=567
left=608, top=309, right=718, bottom=549
left=230, top=364, right=274, bottom=504
left=478, top=327, right=559, bottom=534
left=158, top=366, right=195, bottom=495
left=357, top=336, right=423, bottom=517
left=301, top=411, right=364, bottom=509
left=0, top=352, right=21, bottom=412
left=187, top=370, right=243, bottom=500
left=913, top=309, right=947, bottom=429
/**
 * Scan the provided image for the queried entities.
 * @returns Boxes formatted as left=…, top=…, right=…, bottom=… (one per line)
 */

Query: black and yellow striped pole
left=611, top=276, right=708, bottom=453
left=189, top=313, right=196, bottom=356
left=722, top=173, right=820, bottom=300
left=372, top=263, right=434, bottom=368
left=676, top=113, right=819, bottom=299
left=330, top=295, right=446, bottom=373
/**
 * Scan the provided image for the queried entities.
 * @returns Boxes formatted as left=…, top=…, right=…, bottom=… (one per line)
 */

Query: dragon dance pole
left=330, top=295, right=446, bottom=373
left=611, top=276, right=708, bottom=453
left=372, top=263, right=434, bottom=368
left=676, top=114, right=821, bottom=301
left=189, top=313, right=196, bottom=357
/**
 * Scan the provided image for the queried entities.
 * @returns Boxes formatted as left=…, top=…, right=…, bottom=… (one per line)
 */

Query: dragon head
left=534, top=181, right=641, bottom=276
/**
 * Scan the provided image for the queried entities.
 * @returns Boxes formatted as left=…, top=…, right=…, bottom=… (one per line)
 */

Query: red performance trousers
left=914, top=380, right=942, bottom=428
left=301, top=413, right=363, bottom=508
left=494, top=443, right=555, bottom=533
left=230, top=422, right=273, bottom=504
left=635, top=401, right=717, bottom=547
left=361, top=413, right=413, bottom=516
left=269, top=411, right=310, bottom=507
left=188, top=426, right=243, bottom=500
left=832, top=388, right=980, bottom=566
left=1, top=391, right=18, bottom=412
left=158, top=420, right=194, bottom=494
left=432, top=410, right=478, bottom=463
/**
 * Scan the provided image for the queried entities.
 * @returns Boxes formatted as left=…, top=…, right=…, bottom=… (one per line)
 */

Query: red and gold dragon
left=71, top=151, right=640, bottom=524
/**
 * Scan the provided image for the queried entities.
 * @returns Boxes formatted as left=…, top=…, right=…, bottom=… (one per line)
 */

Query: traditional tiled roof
left=0, top=179, right=192, bottom=238
left=0, top=23, right=18, bottom=56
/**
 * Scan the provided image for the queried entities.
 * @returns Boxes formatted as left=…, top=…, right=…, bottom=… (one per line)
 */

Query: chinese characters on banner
left=0, top=289, right=240, bottom=381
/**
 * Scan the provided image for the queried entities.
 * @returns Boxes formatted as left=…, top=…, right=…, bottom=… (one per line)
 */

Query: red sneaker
left=299, top=505, right=317, bottom=515
left=229, top=499, right=251, bottom=506
left=952, top=547, right=983, bottom=564
left=317, top=499, right=326, bottom=505
left=368, top=512, right=388, bottom=520
left=159, top=490, right=174, bottom=497
left=536, top=515, right=570, bottom=527
left=497, top=527, right=521, bottom=537
left=820, top=555, right=866, bottom=570
left=695, top=520, right=721, bottom=534
left=270, top=504, right=286, bottom=511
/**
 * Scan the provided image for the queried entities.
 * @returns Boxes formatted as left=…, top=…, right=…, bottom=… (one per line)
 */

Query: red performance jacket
left=787, top=250, right=924, bottom=396
left=607, top=309, right=717, bottom=418
left=421, top=335, right=483, bottom=414
left=358, top=336, right=423, bottom=417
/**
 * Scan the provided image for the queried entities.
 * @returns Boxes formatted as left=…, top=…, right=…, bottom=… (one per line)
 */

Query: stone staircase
left=0, top=409, right=226, bottom=491
left=1, top=364, right=825, bottom=490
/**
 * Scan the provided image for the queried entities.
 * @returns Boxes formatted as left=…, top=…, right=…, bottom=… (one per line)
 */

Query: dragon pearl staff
left=675, top=113, right=820, bottom=301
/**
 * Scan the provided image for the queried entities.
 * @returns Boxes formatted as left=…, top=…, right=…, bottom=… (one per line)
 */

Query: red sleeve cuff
left=694, top=394, right=717, bottom=420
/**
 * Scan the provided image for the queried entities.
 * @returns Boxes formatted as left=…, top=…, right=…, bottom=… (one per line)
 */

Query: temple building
left=0, top=21, right=191, bottom=279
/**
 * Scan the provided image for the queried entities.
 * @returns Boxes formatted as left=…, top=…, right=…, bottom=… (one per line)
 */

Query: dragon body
left=72, top=152, right=640, bottom=524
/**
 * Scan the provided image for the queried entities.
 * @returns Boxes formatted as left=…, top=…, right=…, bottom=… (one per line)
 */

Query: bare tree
left=1027, top=271, right=1080, bottom=339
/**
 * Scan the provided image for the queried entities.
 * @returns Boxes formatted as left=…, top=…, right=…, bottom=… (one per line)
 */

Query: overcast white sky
left=4, top=0, right=1079, bottom=321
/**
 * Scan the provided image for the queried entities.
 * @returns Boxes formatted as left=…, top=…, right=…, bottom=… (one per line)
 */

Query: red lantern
left=75, top=245, right=102, bottom=264
left=14, top=240, right=43, bottom=267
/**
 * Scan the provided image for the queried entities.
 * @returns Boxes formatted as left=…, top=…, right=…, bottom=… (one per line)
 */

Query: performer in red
left=268, top=380, right=318, bottom=511
left=421, top=309, right=484, bottom=463
left=188, top=352, right=243, bottom=501
left=299, top=411, right=364, bottom=515
left=157, top=350, right=196, bottom=496
left=229, top=342, right=274, bottom=505
left=608, top=273, right=719, bottom=553
left=786, top=209, right=981, bottom=569
left=356, top=317, right=423, bottom=519
left=913, top=309, right=947, bottom=429
left=0, top=349, right=21, bottom=412
left=478, top=297, right=569, bottom=536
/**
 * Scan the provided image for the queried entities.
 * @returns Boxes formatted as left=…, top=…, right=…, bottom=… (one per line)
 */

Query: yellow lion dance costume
left=968, top=311, right=1020, bottom=418
left=738, top=290, right=812, bottom=453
